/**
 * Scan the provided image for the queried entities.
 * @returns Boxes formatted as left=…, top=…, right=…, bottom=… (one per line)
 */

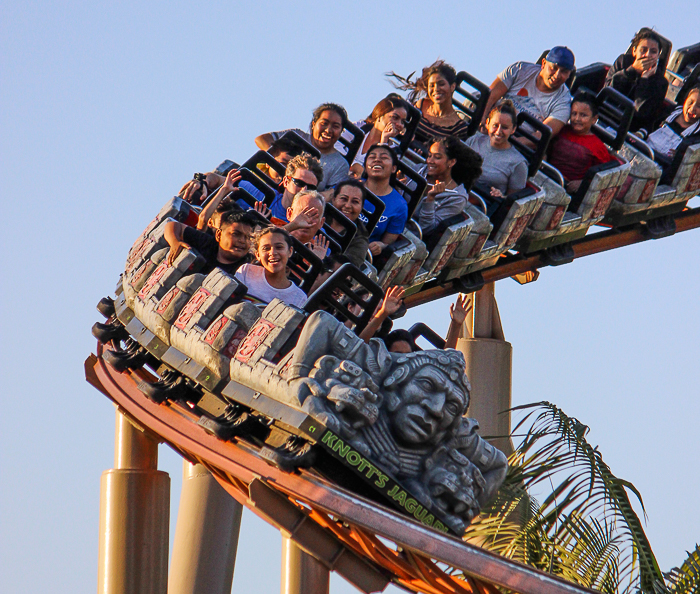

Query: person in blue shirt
left=264, top=152, right=323, bottom=222
left=361, top=144, right=408, bottom=256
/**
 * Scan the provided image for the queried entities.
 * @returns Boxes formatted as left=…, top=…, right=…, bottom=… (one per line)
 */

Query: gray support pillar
left=98, top=410, right=170, bottom=594
left=280, top=536, right=330, bottom=594
left=457, top=284, right=514, bottom=455
left=168, top=462, right=243, bottom=594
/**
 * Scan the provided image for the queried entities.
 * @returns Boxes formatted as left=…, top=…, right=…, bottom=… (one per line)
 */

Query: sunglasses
left=290, top=177, right=317, bottom=191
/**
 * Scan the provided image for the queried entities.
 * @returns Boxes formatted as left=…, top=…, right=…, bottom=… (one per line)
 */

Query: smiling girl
left=235, top=227, right=307, bottom=308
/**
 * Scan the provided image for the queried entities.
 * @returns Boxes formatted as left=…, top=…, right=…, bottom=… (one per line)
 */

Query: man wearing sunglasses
left=268, top=153, right=324, bottom=223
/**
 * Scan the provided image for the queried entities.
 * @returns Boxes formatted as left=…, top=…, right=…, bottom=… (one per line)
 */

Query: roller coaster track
left=86, top=343, right=602, bottom=594
left=406, top=205, right=700, bottom=308
left=86, top=200, right=700, bottom=594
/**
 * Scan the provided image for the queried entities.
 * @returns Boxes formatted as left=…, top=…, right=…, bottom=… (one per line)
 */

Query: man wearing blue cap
left=481, top=47, right=575, bottom=138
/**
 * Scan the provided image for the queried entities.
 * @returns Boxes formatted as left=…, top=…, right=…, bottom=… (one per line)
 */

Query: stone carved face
left=386, top=364, right=467, bottom=446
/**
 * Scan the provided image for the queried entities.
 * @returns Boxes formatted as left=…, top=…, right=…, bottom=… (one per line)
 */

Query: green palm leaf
left=462, top=401, right=664, bottom=593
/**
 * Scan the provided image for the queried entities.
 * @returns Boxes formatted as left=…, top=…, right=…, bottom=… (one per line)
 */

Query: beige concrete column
left=168, top=462, right=243, bottom=594
left=280, top=536, right=329, bottom=594
left=457, top=284, right=514, bottom=455
left=98, top=410, right=170, bottom=594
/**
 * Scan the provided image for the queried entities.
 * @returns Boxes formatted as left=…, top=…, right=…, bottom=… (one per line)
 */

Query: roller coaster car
left=106, top=242, right=508, bottom=535
left=519, top=87, right=634, bottom=254
left=602, top=130, right=699, bottom=230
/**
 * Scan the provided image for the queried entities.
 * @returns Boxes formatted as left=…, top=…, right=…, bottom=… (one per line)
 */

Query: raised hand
left=309, top=233, right=329, bottom=259
left=222, top=168, right=242, bottom=191
left=290, top=206, right=320, bottom=232
left=254, top=200, right=272, bottom=219
left=379, top=285, right=405, bottom=317
left=449, top=293, right=472, bottom=325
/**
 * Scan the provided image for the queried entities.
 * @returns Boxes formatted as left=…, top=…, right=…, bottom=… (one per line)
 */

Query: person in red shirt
left=548, top=92, right=616, bottom=193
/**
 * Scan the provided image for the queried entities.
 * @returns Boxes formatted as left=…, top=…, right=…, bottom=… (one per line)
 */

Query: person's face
left=683, top=91, right=700, bottom=124
left=217, top=222, right=253, bottom=260
left=540, top=60, right=572, bottom=91
left=486, top=112, right=516, bottom=147
left=256, top=232, right=292, bottom=274
left=332, top=185, right=364, bottom=221
left=287, top=194, right=325, bottom=242
left=427, top=73, right=455, bottom=106
left=283, top=168, right=318, bottom=198
left=312, top=110, right=343, bottom=150
left=365, top=148, right=396, bottom=181
left=633, top=39, right=660, bottom=64
left=378, top=108, right=407, bottom=132
left=569, top=101, right=597, bottom=135
left=426, top=142, right=456, bottom=178
left=389, top=366, right=465, bottom=445
left=389, top=340, right=413, bottom=354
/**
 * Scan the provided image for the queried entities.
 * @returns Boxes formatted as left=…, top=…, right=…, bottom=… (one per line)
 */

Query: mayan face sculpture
left=228, top=305, right=508, bottom=534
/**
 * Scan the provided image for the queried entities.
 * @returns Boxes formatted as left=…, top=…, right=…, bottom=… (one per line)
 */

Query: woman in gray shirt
left=413, top=136, right=483, bottom=243
left=465, top=100, right=528, bottom=198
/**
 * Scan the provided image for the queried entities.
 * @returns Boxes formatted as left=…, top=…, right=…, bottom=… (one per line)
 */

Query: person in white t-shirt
left=481, top=46, right=575, bottom=140
left=235, top=227, right=307, bottom=308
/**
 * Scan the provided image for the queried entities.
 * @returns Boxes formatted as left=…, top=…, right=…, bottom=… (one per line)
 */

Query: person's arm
left=416, top=182, right=444, bottom=233
left=164, top=221, right=191, bottom=265
left=196, top=169, right=242, bottom=229
left=542, top=116, right=566, bottom=137
left=255, top=133, right=274, bottom=150
left=481, top=78, right=508, bottom=128
left=444, top=294, right=472, bottom=349
left=358, top=286, right=405, bottom=344
left=506, top=161, right=529, bottom=195
left=284, top=206, right=321, bottom=234
left=369, top=233, right=399, bottom=255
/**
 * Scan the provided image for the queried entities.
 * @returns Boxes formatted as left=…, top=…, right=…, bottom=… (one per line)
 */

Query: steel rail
left=86, top=346, right=602, bottom=594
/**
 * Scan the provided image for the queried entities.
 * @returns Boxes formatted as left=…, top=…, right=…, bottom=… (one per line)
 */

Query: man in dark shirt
left=164, top=210, right=257, bottom=276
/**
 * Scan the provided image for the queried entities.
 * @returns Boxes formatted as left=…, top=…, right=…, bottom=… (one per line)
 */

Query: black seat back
left=278, top=130, right=321, bottom=159
left=241, top=150, right=285, bottom=192
left=668, top=42, right=700, bottom=75
left=452, top=70, right=492, bottom=138
left=570, top=62, right=609, bottom=94
left=673, top=63, right=700, bottom=107
left=236, top=167, right=278, bottom=206
left=510, top=112, right=553, bottom=177
left=408, top=323, right=446, bottom=350
left=590, top=87, right=635, bottom=151
left=394, top=102, right=423, bottom=157
left=358, top=188, right=386, bottom=236
left=288, top=237, right=324, bottom=293
left=304, top=263, right=384, bottom=336
left=395, top=158, right=428, bottom=218
left=321, top=203, right=357, bottom=253
left=337, top=119, right=364, bottom=166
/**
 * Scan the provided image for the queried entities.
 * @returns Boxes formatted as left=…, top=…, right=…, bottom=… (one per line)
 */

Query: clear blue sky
left=1, top=1, right=697, bottom=592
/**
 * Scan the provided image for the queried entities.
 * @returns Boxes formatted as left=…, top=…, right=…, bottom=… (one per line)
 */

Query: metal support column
left=281, top=535, right=330, bottom=594
left=457, top=283, right=514, bottom=455
left=98, top=410, right=170, bottom=594
left=168, top=462, right=243, bottom=594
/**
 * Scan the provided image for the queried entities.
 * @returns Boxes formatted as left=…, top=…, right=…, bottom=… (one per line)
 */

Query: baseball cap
left=546, top=46, right=575, bottom=70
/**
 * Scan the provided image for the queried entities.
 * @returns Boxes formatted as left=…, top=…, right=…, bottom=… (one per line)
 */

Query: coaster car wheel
left=102, top=338, right=149, bottom=372
left=260, top=435, right=317, bottom=472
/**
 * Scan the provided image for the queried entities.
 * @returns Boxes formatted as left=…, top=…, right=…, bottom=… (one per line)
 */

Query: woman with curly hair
left=413, top=136, right=483, bottom=239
